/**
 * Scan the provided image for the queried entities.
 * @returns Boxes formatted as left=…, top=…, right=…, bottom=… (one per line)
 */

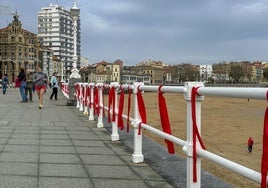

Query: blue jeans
left=2, top=84, right=7, bottom=94
left=19, top=81, right=27, bottom=101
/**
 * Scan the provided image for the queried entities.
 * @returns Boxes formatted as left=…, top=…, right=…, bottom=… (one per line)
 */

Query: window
left=11, top=36, right=15, bottom=42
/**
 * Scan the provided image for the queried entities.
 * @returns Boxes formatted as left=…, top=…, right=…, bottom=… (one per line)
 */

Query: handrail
left=61, top=81, right=267, bottom=187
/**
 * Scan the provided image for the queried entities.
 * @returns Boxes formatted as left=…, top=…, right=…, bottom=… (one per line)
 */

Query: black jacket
left=18, top=71, right=26, bottom=82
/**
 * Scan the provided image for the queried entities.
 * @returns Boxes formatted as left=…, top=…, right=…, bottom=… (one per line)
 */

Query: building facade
left=0, top=14, right=44, bottom=82
left=37, top=3, right=81, bottom=81
left=200, top=64, right=213, bottom=82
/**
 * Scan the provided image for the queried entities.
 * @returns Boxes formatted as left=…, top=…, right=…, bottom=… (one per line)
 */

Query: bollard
left=131, top=82, right=144, bottom=163
left=97, top=83, right=104, bottom=128
left=183, top=82, right=204, bottom=188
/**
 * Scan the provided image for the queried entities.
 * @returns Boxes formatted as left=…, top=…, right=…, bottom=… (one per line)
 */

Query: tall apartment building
left=37, top=3, right=81, bottom=81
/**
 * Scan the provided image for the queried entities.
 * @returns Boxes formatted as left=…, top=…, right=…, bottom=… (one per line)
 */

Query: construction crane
left=0, top=5, right=19, bottom=26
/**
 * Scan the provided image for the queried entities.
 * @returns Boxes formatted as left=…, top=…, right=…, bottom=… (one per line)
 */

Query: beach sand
left=118, top=92, right=266, bottom=188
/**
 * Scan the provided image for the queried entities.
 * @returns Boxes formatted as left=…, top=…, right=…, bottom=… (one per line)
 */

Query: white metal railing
left=61, top=81, right=267, bottom=188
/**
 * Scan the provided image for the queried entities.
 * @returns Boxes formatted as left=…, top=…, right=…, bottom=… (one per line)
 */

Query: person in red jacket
left=248, top=137, right=254, bottom=153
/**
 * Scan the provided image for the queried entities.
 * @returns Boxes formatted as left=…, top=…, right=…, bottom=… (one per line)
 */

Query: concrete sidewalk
left=0, top=88, right=172, bottom=188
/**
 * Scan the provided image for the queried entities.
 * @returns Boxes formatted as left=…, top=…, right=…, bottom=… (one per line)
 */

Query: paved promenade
left=0, top=88, right=233, bottom=188
left=0, top=88, right=173, bottom=188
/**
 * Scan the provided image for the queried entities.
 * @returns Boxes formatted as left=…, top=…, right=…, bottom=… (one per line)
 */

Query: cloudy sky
left=1, top=0, right=268, bottom=66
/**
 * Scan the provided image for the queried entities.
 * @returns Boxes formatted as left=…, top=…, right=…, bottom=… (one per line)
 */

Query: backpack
left=15, top=77, right=21, bottom=88
left=2, top=77, right=8, bottom=85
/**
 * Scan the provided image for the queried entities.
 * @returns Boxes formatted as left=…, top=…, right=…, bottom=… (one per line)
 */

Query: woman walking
left=50, top=72, right=59, bottom=100
left=33, top=66, right=48, bottom=109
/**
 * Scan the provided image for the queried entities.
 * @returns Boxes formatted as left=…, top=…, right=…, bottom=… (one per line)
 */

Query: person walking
left=50, top=72, right=59, bottom=100
left=18, top=67, right=27, bottom=102
left=248, top=136, right=254, bottom=153
left=33, top=66, right=48, bottom=109
left=25, top=70, right=34, bottom=102
left=2, top=74, right=9, bottom=94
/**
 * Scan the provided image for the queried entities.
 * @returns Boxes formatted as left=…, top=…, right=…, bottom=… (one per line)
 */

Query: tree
left=241, top=61, right=253, bottom=82
left=263, top=69, right=268, bottom=81
left=228, top=62, right=243, bottom=83
left=212, top=62, right=229, bottom=83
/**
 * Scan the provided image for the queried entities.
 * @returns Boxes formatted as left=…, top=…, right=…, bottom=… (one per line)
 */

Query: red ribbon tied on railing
left=94, top=87, right=99, bottom=115
left=137, top=86, right=146, bottom=124
left=117, top=86, right=124, bottom=130
left=127, top=86, right=132, bottom=133
left=108, top=86, right=116, bottom=123
left=158, top=85, right=175, bottom=154
left=102, top=87, right=105, bottom=117
left=137, top=85, right=146, bottom=135
left=75, top=84, right=80, bottom=100
left=191, top=86, right=206, bottom=183
left=261, top=90, right=268, bottom=188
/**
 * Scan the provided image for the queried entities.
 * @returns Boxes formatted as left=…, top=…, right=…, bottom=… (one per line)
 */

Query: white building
left=80, top=56, right=89, bottom=68
left=37, top=3, right=81, bottom=81
left=200, top=64, right=213, bottom=82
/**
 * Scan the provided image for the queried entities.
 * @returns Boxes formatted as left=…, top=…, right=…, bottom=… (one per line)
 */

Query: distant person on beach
left=247, top=137, right=254, bottom=153
left=33, top=66, right=48, bottom=109
left=2, top=74, right=9, bottom=94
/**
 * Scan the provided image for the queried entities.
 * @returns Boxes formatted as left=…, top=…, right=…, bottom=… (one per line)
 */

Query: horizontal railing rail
left=61, top=81, right=267, bottom=188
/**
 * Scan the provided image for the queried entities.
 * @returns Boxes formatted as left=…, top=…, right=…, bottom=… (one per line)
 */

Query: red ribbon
left=83, top=86, right=87, bottom=106
left=81, top=86, right=85, bottom=105
left=94, top=87, right=99, bottom=115
left=261, top=90, right=268, bottom=188
left=138, top=122, right=142, bottom=135
left=137, top=86, right=146, bottom=124
left=75, top=84, right=80, bottom=100
left=127, top=86, right=132, bottom=133
left=158, top=85, right=175, bottom=154
left=108, top=87, right=116, bottom=123
left=102, top=87, right=105, bottom=117
left=117, top=86, right=124, bottom=130
left=191, top=87, right=206, bottom=183
left=108, top=87, right=112, bottom=123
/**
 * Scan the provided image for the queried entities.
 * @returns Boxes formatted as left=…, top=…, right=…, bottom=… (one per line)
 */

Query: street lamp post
left=70, top=1, right=81, bottom=79
left=67, top=1, right=81, bottom=106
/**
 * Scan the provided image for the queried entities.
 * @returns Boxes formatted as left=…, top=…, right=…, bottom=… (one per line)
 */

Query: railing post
left=183, top=82, right=204, bottom=188
left=110, top=82, right=119, bottom=141
left=132, top=82, right=144, bottom=163
left=89, top=83, right=94, bottom=121
left=83, top=83, right=89, bottom=115
left=97, top=83, right=104, bottom=128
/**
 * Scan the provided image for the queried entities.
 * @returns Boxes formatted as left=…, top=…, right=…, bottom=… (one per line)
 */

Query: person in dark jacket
left=25, top=70, right=34, bottom=102
left=18, top=67, right=27, bottom=102
left=2, top=74, right=9, bottom=94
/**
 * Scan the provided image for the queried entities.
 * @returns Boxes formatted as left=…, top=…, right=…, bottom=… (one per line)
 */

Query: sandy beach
left=117, top=92, right=266, bottom=188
